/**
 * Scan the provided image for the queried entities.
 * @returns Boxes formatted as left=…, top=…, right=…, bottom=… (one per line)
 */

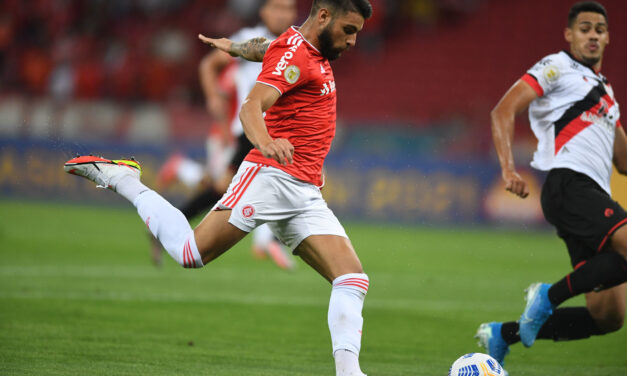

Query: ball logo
left=242, top=205, right=255, bottom=218
left=605, top=208, right=614, bottom=217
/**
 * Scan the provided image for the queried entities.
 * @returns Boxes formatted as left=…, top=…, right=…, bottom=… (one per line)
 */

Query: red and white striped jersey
left=521, top=50, right=621, bottom=194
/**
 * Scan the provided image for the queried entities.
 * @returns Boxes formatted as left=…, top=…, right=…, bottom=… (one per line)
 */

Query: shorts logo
left=242, top=205, right=255, bottom=218
left=605, top=208, right=614, bottom=217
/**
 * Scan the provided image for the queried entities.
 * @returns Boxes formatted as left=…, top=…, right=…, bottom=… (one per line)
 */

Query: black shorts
left=541, top=168, right=627, bottom=268
left=230, top=133, right=254, bottom=170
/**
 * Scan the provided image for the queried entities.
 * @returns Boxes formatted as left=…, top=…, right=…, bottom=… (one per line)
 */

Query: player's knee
left=610, top=227, right=627, bottom=259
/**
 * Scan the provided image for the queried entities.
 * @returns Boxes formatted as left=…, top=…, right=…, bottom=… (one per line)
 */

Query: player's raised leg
left=64, top=155, right=246, bottom=267
left=296, top=234, right=368, bottom=376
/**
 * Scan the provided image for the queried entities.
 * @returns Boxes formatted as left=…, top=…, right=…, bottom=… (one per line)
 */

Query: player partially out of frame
left=63, top=1, right=373, bottom=375
left=476, top=1, right=627, bottom=371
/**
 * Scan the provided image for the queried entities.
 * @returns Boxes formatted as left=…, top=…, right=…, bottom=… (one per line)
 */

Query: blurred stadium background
left=1, top=0, right=626, bottom=225
left=2, top=1, right=627, bottom=375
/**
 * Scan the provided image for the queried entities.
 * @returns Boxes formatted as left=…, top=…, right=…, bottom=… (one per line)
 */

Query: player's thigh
left=296, top=234, right=363, bottom=283
left=193, top=209, right=248, bottom=264
left=585, top=282, right=626, bottom=332
left=610, top=224, right=627, bottom=259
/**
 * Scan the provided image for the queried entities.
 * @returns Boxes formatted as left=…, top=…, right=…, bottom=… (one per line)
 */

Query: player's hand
left=259, top=139, right=294, bottom=165
left=198, top=34, right=235, bottom=56
left=502, top=169, right=529, bottom=198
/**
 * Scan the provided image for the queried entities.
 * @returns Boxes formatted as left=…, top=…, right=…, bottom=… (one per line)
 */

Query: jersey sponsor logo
left=543, top=65, right=560, bottom=82
left=320, top=80, right=336, bottom=96
left=284, top=65, right=300, bottom=84
left=242, top=204, right=255, bottom=218
left=272, top=35, right=303, bottom=77
left=579, top=97, right=614, bottom=131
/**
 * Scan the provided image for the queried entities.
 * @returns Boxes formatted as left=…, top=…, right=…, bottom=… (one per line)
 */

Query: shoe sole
left=64, top=155, right=142, bottom=174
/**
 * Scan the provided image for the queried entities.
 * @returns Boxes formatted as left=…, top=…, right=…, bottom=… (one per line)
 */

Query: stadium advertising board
left=0, top=138, right=552, bottom=226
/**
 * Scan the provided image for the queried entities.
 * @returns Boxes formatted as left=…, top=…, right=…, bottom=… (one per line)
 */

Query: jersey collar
left=561, top=50, right=603, bottom=76
left=290, top=26, right=321, bottom=55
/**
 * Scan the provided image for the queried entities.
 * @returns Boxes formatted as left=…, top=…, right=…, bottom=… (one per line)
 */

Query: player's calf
left=586, top=284, right=626, bottom=334
left=329, top=273, right=369, bottom=376
left=64, top=155, right=204, bottom=269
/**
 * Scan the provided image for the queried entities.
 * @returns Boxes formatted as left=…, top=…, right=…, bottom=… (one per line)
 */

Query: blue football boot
left=519, top=282, right=554, bottom=347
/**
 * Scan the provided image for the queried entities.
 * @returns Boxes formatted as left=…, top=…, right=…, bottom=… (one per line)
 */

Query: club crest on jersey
left=284, top=65, right=300, bottom=84
left=543, top=65, right=560, bottom=82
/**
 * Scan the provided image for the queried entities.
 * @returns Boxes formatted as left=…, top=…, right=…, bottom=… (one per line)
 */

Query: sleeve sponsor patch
left=284, top=65, right=300, bottom=84
left=543, top=65, right=560, bottom=82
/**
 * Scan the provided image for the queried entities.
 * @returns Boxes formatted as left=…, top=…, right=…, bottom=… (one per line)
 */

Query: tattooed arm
left=198, top=34, right=271, bottom=62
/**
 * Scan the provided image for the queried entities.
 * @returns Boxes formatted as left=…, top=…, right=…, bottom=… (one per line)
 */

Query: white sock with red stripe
left=328, top=273, right=369, bottom=376
left=134, top=190, right=203, bottom=268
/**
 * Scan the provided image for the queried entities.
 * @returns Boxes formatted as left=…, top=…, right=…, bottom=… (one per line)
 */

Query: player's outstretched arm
left=199, top=48, right=233, bottom=133
left=198, top=34, right=271, bottom=62
left=491, top=80, right=537, bottom=198
left=613, top=125, right=627, bottom=175
left=240, top=83, right=294, bottom=165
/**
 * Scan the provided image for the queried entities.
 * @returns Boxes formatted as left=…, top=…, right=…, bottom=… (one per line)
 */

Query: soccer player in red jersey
left=64, top=1, right=373, bottom=374
left=476, top=1, right=627, bottom=371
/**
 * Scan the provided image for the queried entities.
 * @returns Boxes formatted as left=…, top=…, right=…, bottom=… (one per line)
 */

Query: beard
left=318, top=25, right=343, bottom=61
left=581, top=55, right=601, bottom=67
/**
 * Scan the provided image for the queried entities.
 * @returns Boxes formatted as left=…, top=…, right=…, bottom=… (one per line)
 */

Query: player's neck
left=568, top=49, right=603, bottom=73
left=297, top=18, right=321, bottom=51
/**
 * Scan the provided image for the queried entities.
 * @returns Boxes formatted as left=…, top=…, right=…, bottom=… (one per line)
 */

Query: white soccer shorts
left=213, top=161, right=348, bottom=250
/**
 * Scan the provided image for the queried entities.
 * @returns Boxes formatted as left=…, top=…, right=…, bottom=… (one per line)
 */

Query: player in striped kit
left=64, top=1, right=373, bottom=375
left=476, top=1, right=627, bottom=370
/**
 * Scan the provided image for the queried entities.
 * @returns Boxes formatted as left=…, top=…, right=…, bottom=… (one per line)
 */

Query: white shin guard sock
left=134, top=190, right=203, bottom=268
left=329, top=273, right=369, bottom=375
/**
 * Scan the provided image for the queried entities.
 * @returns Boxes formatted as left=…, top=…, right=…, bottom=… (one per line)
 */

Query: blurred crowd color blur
left=2, top=0, right=624, bottom=156
left=1, top=0, right=626, bottom=225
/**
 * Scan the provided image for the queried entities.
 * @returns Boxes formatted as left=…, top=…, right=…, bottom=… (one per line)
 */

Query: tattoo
left=230, top=37, right=272, bottom=62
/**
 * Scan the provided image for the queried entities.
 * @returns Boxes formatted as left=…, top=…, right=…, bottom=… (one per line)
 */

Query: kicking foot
left=64, top=155, right=141, bottom=190
left=475, top=322, right=510, bottom=368
left=519, top=282, right=554, bottom=347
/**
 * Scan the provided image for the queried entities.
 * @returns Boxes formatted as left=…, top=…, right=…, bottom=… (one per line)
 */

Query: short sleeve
left=522, top=55, right=563, bottom=97
left=256, top=41, right=310, bottom=95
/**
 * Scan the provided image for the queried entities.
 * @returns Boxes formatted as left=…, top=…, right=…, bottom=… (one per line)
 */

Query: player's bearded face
left=318, top=23, right=344, bottom=61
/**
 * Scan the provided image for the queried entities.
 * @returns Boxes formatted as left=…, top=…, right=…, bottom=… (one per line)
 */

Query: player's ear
left=564, top=27, right=573, bottom=43
left=606, top=30, right=610, bottom=46
left=317, top=7, right=333, bottom=28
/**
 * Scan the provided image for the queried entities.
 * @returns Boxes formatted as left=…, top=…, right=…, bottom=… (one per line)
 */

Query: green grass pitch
left=1, top=199, right=626, bottom=375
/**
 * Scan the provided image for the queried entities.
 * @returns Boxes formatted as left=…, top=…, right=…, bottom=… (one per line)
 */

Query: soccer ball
left=448, top=353, right=505, bottom=376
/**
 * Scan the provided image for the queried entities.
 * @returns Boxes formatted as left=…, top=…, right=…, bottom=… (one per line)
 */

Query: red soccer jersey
left=244, top=26, right=336, bottom=186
